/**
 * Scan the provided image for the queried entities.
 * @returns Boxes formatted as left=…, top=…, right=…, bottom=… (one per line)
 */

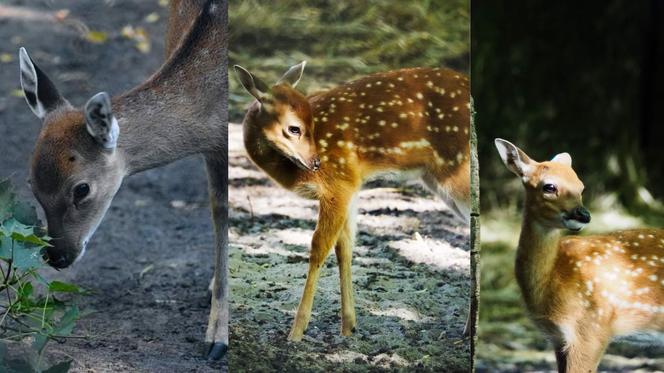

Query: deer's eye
left=543, top=184, right=557, bottom=194
left=288, top=126, right=301, bottom=136
left=73, top=183, right=90, bottom=202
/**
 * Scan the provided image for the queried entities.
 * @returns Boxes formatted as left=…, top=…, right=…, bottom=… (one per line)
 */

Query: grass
left=228, top=0, right=469, bottom=122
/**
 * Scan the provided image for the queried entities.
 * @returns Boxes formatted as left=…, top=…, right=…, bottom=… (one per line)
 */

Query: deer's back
left=548, top=229, right=664, bottom=334
left=308, top=67, right=470, bottom=183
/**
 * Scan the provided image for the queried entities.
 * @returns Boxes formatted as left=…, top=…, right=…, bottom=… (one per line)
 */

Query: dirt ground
left=0, top=1, right=470, bottom=372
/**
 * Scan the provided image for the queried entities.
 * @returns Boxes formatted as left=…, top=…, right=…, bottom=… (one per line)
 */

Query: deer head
left=494, top=138, right=591, bottom=231
left=234, top=62, right=320, bottom=172
left=19, top=48, right=126, bottom=268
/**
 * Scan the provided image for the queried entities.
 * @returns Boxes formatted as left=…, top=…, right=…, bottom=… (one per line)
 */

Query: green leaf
left=1, top=218, right=34, bottom=238
left=12, top=244, right=44, bottom=270
left=13, top=201, right=40, bottom=227
left=43, top=360, right=72, bottom=373
left=18, top=281, right=33, bottom=299
left=11, top=233, right=50, bottom=248
left=0, top=235, right=12, bottom=259
left=53, top=305, right=79, bottom=337
left=48, top=281, right=83, bottom=294
left=32, top=333, right=48, bottom=354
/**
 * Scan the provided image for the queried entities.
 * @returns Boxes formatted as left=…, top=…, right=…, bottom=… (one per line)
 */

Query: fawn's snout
left=562, top=205, right=591, bottom=231
left=310, top=155, right=321, bottom=171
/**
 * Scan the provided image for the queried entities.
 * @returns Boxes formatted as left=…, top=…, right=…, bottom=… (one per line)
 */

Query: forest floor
left=0, top=1, right=470, bottom=371
left=478, top=208, right=664, bottom=372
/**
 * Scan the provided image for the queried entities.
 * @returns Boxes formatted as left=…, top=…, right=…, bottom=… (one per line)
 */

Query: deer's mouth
left=563, top=219, right=586, bottom=232
left=290, top=154, right=320, bottom=172
left=562, top=207, right=591, bottom=232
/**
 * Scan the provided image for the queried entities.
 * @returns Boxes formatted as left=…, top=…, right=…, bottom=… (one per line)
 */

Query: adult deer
left=495, top=138, right=664, bottom=372
left=235, top=63, right=470, bottom=341
left=18, top=0, right=229, bottom=359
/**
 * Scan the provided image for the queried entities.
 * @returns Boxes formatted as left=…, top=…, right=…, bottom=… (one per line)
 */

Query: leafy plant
left=0, top=179, right=88, bottom=373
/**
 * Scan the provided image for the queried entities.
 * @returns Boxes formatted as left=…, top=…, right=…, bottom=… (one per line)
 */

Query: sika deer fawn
left=234, top=63, right=470, bottom=341
left=18, top=0, right=229, bottom=359
left=495, top=139, right=664, bottom=372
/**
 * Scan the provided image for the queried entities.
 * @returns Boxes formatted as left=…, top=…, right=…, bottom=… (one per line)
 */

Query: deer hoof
left=206, top=342, right=228, bottom=360
left=287, top=330, right=303, bottom=342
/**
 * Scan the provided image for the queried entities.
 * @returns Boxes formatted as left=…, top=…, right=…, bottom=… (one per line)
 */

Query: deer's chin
left=562, top=218, right=587, bottom=232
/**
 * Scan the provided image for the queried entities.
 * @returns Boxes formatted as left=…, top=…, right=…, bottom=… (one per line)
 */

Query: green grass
left=229, top=0, right=469, bottom=122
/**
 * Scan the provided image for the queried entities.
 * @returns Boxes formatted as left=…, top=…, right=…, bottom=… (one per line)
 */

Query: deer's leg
left=335, top=196, right=358, bottom=336
left=288, top=193, right=352, bottom=341
left=562, top=333, right=609, bottom=373
left=203, top=154, right=229, bottom=360
left=554, top=341, right=568, bottom=373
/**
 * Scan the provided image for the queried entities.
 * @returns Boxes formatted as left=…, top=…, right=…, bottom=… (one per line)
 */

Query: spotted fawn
left=235, top=63, right=470, bottom=341
left=495, top=138, right=664, bottom=372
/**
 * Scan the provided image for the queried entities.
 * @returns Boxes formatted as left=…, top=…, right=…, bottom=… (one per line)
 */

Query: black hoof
left=206, top=342, right=228, bottom=360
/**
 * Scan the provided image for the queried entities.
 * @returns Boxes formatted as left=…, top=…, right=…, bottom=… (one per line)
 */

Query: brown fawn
left=235, top=63, right=470, bottom=341
left=18, top=0, right=229, bottom=359
left=495, top=138, right=664, bottom=372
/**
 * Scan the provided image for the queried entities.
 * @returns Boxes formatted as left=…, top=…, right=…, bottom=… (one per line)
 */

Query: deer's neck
left=516, top=203, right=563, bottom=313
left=115, top=0, right=227, bottom=175
left=242, top=106, right=306, bottom=190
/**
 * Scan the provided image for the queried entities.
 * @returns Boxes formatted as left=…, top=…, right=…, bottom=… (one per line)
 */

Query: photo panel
left=228, top=1, right=472, bottom=371
left=473, top=1, right=664, bottom=371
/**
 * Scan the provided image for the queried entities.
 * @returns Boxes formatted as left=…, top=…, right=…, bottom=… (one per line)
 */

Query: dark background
left=475, top=0, right=664, bottom=214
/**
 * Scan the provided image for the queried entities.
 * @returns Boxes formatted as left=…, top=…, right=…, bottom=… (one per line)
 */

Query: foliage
left=0, top=180, right=88, bottom=373
left=474, top=1, right=664, bottom=215
left=229, top=0, right=469, bottom=121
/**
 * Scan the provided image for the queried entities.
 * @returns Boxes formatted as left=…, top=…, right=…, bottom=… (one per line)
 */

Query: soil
left=0, top=1, right=470, bottom=372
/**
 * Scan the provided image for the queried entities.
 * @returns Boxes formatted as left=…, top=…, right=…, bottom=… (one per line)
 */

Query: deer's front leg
left=335, top=208, right=357, bottom=336
left=288, top=193, right=351, bottom=341
left=204, top=154, right=229, bottom=360
left=557, top=330, right=609, bottom=373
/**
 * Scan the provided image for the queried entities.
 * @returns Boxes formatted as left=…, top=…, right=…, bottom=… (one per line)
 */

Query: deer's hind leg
left=288, top=187, right=357, bottom=341
left=422, top=159, right=470, bottom=223
left=203, top=154, right=229, bottom=360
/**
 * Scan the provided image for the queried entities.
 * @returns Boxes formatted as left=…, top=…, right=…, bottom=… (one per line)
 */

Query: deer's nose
left=571, top=206, right=591, bottom=223
left=311, top=156, right=321, bottom=171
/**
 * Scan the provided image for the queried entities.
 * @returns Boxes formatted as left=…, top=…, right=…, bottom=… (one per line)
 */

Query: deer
left=234, top=63, right=471, bottom=341
left=17, top=0, right=229, bottom=360
left=495, top=138, right=664, bottom=372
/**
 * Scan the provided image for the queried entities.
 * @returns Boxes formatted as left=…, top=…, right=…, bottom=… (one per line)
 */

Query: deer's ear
left=551, top=152, right=572, bottom=167
left=494, top=138, right=535, bottom=180
left=84, top=92, right=119, bottom=150
left=276, top=61, right=306, bottom=87
left=19, top=47, right=68, bottom=119
left=234, top=65, right=269, bottom=102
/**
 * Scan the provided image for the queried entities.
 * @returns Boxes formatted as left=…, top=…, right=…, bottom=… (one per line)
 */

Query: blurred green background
left=474, top=0, right=664, bottom=371
left=228, top=0, right=469, bottom=122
